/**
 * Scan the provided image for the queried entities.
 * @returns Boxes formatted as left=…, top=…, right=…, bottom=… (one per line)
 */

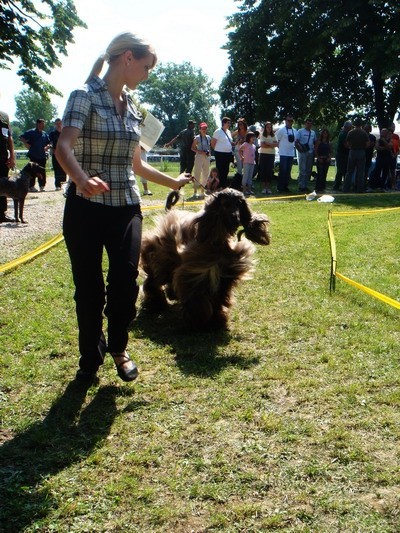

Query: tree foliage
left=0, top=0, right=86, bottom=96
left=15, top=89, right=58, bottom=132
left=221, top=0, right=400, bottom=129
left=136, top=62, right=219, bottom=143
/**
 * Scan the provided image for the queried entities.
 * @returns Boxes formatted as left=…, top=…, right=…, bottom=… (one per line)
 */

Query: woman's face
left=238, top=122, right=246, bottom=131
left=200, top=126, right=208, bottom=135
left=125, top=52, right=155, bottom=89
left=266, top=123, right=272, bottom=132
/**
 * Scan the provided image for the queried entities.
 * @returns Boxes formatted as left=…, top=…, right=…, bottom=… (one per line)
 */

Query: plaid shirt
left=62, top=76, right=142, bottom=206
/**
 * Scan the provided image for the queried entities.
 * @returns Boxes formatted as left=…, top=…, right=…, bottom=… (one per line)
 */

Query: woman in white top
left=258, top=121, right=278, bottom=194
left=211, top=117, right=233, bottom=189
left=191, top=121, right=211, bottom=197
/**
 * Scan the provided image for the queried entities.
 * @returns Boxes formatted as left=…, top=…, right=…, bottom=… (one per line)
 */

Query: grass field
left=0, top=162, right=399, bottom=532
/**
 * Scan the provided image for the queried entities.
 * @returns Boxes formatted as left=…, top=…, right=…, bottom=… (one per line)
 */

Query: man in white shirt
left=276, top=115, right=297, bottom=193
left=295, top=118, right=317, bottom=192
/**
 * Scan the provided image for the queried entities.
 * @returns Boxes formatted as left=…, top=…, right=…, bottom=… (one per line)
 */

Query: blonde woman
left=57, top=32, right=191, bottom=383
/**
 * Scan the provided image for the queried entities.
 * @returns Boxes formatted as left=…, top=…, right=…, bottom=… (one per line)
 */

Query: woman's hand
left=75, top=175, right=110, bottom=197
left=173, top=173, right=193, bottom=190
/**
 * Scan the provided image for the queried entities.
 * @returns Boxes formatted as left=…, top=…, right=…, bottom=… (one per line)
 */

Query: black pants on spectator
left=29, top=157, right=47, bottom=188
left=52, top=154, right=66, bottom=188
left=0, top=161, right=8, bottom=215
left=214, top=151, right=232, bottom=189
left=179, top=148, right=195, bottom=174
left=63, top=192, right=142, bottom=373
left=258, top=153, right=275, bottom=185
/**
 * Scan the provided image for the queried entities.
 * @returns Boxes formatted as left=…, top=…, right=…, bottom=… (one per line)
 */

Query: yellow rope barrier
left=335, top=272, right=400, bottom=310
left=328, top=208, right=400, bottom=310
left=0, top=233, right=65, bottom=275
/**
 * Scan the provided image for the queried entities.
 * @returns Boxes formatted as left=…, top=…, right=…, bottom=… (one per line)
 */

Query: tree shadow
left=0, top=379, right=129, bottom=531
left=132, top=304, right=260, bottom=378
left=330, top=192, right=400, bottom=209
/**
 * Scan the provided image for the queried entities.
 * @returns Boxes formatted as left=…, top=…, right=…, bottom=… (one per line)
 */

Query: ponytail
left=85, top=32, right=157, bottom=83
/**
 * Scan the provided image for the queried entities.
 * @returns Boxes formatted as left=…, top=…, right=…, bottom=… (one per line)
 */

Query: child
left=205, top=167, right=220, bottom=194
left=239, top=131, right=256, bottom=194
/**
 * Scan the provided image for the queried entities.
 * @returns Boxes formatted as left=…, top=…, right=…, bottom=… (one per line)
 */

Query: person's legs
left=52, top=155, right=66, bottom=189
left=317, top=160, right=327, bottom=191
left=333, top=155, right=347, bottom=190
left=201, top=156, right=210, bottom=189
left=192, top=154, right=202, bottom=194
left=258, top=153, right=267, bottom=187
left=0, top=161, right=9, bottom=218
left=343, top=151, right=356, bottom=192
left=186, top=149, right=195, bottom=174
left=214, top=152, right=231, bottom=189
left=179, top=150, right=187, bottom=174
left=354, top=151, right=366, bottom=193
left=242, top=163, right=251, bottom=191
left=105, top=206, right=142, bottom=354
left=63, top=195, right=107, bottom=373
left=235, top=145, right=243, bottom=175
left=278, top=156, right=293, bottom=191
left=29, top=157, right=47, bottom=189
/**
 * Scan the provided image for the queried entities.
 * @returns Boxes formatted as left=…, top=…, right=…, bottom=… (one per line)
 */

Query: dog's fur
left=0, top=162, right=43, bottom=223
left=140, top=188, right=271, bottom=330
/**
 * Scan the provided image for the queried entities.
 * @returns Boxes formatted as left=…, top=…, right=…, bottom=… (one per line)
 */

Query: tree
left=15, top=89, right=58, bottom=132
left=0, top=0, right=86, bottom=97
left=221, top=0, right=400, bottom=129
left=136, top=62, right=219, bottom=144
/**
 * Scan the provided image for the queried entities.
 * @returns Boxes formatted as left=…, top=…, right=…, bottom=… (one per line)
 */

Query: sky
left=0, top=0, right=240, bottom=121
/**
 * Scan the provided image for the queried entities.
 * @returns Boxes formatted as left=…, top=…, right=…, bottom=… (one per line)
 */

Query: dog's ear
left=238, top=214, right=270, bottom=245
left=238, top=197, right=252, bottom=228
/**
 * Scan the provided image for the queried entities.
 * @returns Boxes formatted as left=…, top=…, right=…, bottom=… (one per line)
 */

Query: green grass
left=0, top=163, right=399, bottom=532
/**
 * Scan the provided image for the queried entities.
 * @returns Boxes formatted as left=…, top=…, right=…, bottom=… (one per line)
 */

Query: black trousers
left=258, top=153, right=275, bottom=185
left=0, top=160, right=8, bottom=214
left=52, top=154, right=66, bottom=188
left=333, top=153, right=348, bottom=190
left=179, top=148, right=195, bottom=174
left=214, top=151, right=232, bottom=189
left=29, top=157, right=47, bottom=188
left=63, top=193, right=142, bottom=373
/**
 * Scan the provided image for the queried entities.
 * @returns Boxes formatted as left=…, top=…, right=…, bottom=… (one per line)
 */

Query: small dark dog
left=140, top=188, right=271, bottom=330
left=0, top=162, right=43, bottom=223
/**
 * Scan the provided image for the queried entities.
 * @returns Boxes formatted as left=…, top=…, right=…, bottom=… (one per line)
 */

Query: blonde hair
left=86, top=32, right=157, bottom=83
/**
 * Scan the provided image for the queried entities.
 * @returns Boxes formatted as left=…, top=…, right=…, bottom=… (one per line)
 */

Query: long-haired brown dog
left=140, top=188, right=271, bottom=330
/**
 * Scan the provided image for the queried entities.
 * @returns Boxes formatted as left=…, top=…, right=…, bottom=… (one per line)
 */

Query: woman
left=258, top=122, right=278, bottom=194
left=57, top=33, right=191, bottom=383
left=211, top=117, right=233, bottom=189
left=191, top=122, right=211, bottom=197
left=315, top=128, right=332, bottom=192
left=232, top=118, right=248, bottom=176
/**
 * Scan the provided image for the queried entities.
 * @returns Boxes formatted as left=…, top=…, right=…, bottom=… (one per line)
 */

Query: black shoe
left=112, top=352, right=138, bottom=382
left=0, top=215, right=14, bottom=223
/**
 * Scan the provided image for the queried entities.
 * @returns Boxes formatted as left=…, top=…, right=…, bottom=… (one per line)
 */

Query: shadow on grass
left=0, top=380, right=125, bottom=532
left=132, top=305, right=260, bottom=377
left=330, top=191, right=400, bottom=209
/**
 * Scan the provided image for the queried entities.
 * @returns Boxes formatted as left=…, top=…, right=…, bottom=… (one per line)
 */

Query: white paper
left=139, top=112, right=165, bottom=152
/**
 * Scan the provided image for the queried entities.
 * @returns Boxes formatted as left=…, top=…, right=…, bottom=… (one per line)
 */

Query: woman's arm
left=57, top=126, right=110, bottom=197
left=132, top=145, right=192, bottom=189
